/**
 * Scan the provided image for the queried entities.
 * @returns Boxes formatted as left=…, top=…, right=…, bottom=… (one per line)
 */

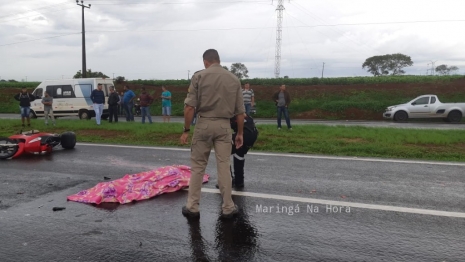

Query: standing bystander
left=139, top=87, right=154, bottom=124
left=161, top=86, right=172, bottom=123
left=41, top=91, right=56, bottom=126
left=14, top=87, right=35, bottom=127
left=242, top=82, right=255, bottom=115
left=108, top=86, right=119, bottom=123
left=91, top=83, right=105, bottom=125
left=272, top=84, right=292, bottom=130
left=123, top=86, right=135, bottom=122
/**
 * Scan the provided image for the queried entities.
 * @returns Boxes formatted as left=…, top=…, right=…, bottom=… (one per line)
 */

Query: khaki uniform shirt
left=185, top=64, right=245, bottom=118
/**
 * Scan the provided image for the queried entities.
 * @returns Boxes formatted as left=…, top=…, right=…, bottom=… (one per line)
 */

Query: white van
left=30, top=78, right=116, bottom=120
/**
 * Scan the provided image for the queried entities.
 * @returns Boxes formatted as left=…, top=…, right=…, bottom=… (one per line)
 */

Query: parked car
left=29, top=78, right=115, bottom=120
left=383, top=94, right=465, bottom=122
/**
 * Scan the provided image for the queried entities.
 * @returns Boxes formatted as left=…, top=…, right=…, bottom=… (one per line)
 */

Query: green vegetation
left=0, top=82, right=40, bottom=88
left=1, top=75, right=461, bottom=89
left=1, top=119, right=465, bottom=162
left=127, top=75, right=464, bottom=86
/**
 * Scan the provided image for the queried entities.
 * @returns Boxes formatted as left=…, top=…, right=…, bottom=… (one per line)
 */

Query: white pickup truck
left=383, top=94, right=465, bottom=122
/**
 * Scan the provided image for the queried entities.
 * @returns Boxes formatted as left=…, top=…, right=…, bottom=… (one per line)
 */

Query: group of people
left=89, top=85, right=173, bottom=125
left=240, top=81, right=293, bottom=130
left=14, top=87, right=56, bottom=127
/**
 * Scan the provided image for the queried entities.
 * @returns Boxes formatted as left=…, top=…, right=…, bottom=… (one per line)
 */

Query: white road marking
left=78, top=143, right=190, bottom=152
left=198, top=188, right=465, bottom=218
left=77, top=143, right=465, bottom=166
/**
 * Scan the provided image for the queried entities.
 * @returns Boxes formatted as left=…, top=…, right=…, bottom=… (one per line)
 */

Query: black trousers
left=109, top=105, right=118, bottom=122
left=231, top=132, right=257, bottom=185
left=231, top=145, right=250, bottom=185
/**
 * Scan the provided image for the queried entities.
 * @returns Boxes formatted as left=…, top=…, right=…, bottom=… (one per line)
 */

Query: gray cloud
left=1, top=0, right=465, bottom=81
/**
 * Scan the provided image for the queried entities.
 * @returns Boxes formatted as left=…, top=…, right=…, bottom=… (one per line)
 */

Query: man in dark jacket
left=108, top=86, right=119, bottom=123
left=90, top=83, right=105, bottom=125
left=14, top=87, right=35, bottom=127
left=216, top=113, right=258, bottom=189
left=272, top=84, right=292, bottom=130
left=139, top=87, right=154, bottom=124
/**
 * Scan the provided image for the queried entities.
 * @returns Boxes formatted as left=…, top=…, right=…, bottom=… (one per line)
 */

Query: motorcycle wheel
left=0, top=137, right=19, bottom=159
left=61, top=132, right=76, bottom=149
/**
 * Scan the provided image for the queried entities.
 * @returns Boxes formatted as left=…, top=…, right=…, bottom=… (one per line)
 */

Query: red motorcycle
left=0, top=130, right=76, bottom=159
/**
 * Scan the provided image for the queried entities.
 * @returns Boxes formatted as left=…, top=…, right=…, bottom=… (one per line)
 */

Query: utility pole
left=321, top=62, right=325, bottom=78
left=113, top=73, right=115, bottom=79
left=272, top=0, right=290, bottom=78
left=77, top=0, right=91, bottom=78
left=188, top=70, right=190, bottom=80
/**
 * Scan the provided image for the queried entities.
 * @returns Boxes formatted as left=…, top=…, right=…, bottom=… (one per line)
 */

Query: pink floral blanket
left=67, top=165, right=209, bottom=204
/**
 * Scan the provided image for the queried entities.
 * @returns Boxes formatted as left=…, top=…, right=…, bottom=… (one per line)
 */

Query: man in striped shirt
left=242, top=82, right=255, bottom=115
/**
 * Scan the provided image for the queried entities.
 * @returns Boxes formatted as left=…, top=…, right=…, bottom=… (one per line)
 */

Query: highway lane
left=1, top=113, right=465, bottom=130
left=1, top=144, right=465, bottom=261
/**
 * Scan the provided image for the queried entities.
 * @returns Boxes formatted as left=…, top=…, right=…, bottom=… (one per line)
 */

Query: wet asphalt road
left=2, top=113, right=465, bottom=130
left=1, top=144, right=465, bottom=261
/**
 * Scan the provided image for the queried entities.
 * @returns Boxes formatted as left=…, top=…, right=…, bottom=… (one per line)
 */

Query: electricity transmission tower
left=427, top=60, right=437, bottom=76
left=77, top=1, right=91, bottom=78
left=273, top=0, right=289, bottom=78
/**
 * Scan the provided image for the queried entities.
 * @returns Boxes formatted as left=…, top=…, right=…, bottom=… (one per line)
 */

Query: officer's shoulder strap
left=193, top=69, right=204, bottom=76
left=191, top=69, right=204, bottom=103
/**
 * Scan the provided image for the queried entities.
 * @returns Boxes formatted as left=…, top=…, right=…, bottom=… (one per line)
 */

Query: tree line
left=362, top=53, right=459, bottom=76
left=70, top=56, right=458, bottom=82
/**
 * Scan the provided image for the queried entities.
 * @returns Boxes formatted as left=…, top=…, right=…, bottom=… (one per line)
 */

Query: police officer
left=181, top=49, right=245, bottom=219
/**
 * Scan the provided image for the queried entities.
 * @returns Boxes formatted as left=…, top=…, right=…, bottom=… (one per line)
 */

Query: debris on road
left=52, top=207, right=66, bottom=211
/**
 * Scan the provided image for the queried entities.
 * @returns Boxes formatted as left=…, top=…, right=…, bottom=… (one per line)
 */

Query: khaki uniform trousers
left=186, top=117, right=235, bottom=214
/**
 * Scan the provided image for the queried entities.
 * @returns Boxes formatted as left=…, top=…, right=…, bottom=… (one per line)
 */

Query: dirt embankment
left=123, top=78, right=465, bottom=120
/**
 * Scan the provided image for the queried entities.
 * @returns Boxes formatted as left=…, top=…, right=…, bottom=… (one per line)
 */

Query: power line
left=89, top=0, right=270, bottom=5
left=283, top=10, right=320, bottom=72
left=3, top=19, right=465, bottom=47
left=0, top=33, right=81, bottom=47
left=0, top=6, right=76, bottom=23
left=289, top=1, right=376, bottom=55
left=0, top=2, right=71, bottom=19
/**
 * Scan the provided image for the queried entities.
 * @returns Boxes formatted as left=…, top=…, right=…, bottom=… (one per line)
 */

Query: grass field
left=2, top=119, right=465, bottom=162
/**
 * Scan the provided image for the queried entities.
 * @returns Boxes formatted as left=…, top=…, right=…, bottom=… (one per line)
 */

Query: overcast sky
left=1, top=0, right=465, bottom=81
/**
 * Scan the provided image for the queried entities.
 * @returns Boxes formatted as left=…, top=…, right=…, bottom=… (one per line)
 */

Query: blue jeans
left=93, top=103, right=104, bottom=125
left=244, top=104, right=252, bottom=115
left=124, top=102, right=134, bottom=121
left=141, top=106, right=152, bottom=123
left=20, top=106, right=30, bottom=118
left=277, top=106, right=291, bottom=128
